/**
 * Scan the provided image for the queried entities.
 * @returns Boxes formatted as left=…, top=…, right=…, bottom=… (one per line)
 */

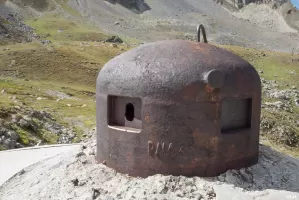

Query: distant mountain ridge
left=223, top=0, right=289, bottom=8
left=0, top=0, right=299, bottom=52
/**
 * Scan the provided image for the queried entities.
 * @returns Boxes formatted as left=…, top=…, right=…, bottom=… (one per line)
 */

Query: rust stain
left=191, top=158, right=200, bottom=164
left=192, top=129, right=201, bottom=146
left=145, top=115, right=150, bottom=122
left=192, top=129, right=200, bottom=137
left=190, top=42, right=210, bottom=55
left=205, top=84, right=214, bottom=93
left=182, top=84, right=200, bottom=101
left=204, top=84, right=220, bottom=102
left=193, top=44, right=205, bottom=51
left=209, top=137, right=219, bottom=146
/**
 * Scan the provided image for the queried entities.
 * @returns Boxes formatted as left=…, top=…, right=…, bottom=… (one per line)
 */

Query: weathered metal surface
left=96, top=33, right=261, bottom=177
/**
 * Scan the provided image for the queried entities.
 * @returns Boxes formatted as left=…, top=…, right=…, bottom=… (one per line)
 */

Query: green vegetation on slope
left=55, top=0, right=82, bottom=17
left=1, top=3, right=298, bottom=156
left=0, top=42, right=129, bottom=86
left=222, top=45, right=299, bottom=88
left=0, top=38, right=129, bottom=149
left=26, top=14, right=109, bottom=42
left=0, top=12, right=132, bottom=149
left=1, top=41, right=298, bottom=155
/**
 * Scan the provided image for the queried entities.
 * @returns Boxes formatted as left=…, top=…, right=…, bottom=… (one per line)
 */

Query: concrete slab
left=0, top=144, right=82, bottom=186
left=214, top=184, right=254, bottom=200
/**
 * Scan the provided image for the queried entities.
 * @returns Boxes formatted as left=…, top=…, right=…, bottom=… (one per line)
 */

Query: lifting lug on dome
left=197, top=24, right=208, bottom=43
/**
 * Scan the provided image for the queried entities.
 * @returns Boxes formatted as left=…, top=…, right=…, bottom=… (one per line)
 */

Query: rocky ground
left=0, top=106, right=89, bottom=150
left=0, top=140, right=298, bottom=200
left=232, top=3, right=297, bottom=33
left=260, top=77, right=299, bottom=148
left=0, top=0, right=35, bottom=44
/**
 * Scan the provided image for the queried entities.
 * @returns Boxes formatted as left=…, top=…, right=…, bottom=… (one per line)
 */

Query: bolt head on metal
left=204, top=70, right=225, bottom=88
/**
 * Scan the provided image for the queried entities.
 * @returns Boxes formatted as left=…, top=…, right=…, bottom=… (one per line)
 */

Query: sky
left=291, top=0, right=299, bottom=9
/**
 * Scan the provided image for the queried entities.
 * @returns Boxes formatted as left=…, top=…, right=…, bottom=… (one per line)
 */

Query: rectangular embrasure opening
left=108, top=95, right=142, bottom=132
left=221, top=98, right=252, bottom=133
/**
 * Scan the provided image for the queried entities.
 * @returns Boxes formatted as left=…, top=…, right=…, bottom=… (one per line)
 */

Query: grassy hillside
left=0, top=3, right=298, bottom=156
left=26, top=14, right=109, bottom=42
left=0, top=11, right=132, bottom=150
left=1, top=40, right=298, bottom=155
left=0, top=40, right=129, bottom=149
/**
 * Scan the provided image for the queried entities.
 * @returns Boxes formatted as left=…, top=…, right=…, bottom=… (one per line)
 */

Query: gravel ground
left=0, top=141, right=298, bottom=200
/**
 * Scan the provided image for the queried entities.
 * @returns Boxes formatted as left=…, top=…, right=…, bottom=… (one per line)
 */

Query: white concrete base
left=0, top=144, right=82, bottom=186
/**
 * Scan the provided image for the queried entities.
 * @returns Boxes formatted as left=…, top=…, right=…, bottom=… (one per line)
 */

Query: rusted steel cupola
left=96, top=25, right=261, bottom=177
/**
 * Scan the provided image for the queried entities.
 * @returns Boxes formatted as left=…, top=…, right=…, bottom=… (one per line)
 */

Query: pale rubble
left=262, top=78, right=299, bottom=110
left=286, top=70, right=296, bottom=76
left=46, top=90, right=80, bottom=100
left=265, top=88, right=299, bottom=101
left=259, top=76, right=299, bottom=148
left=268, top=90, right=290, bottom=100
left=0, top=142, right=298, bottom=200
left=232, top=3, right=297, bottom=33
left=264, top=101, right=287, bottom=109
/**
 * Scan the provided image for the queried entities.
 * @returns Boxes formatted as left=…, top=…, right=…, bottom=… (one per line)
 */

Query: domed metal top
left=97, top=39, right=260, bottom=100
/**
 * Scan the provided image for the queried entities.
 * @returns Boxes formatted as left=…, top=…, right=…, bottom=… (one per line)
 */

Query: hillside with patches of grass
left=0, top=0, right=298, bottom=158
left=1, top=40, right=299, bottom=155
left=0, top=40, right=130, bottom=150
left=26, top=14, right=109, bottom=42
left=0, top=9, right=134, bottom=150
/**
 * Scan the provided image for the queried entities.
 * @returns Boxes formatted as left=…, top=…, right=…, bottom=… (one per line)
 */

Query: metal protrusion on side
left=197, top=24, right=208, bottom=43
left=204, top=69, right=225, bottom=88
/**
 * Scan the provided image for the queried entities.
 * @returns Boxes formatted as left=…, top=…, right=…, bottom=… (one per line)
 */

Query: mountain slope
left=0, top=0, right=298, bottom=155
left=0, top=1, right=299, bottom=199
left=1, top=0, right=299, bottom=52
left=68, top=0, right=299, bottom=53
